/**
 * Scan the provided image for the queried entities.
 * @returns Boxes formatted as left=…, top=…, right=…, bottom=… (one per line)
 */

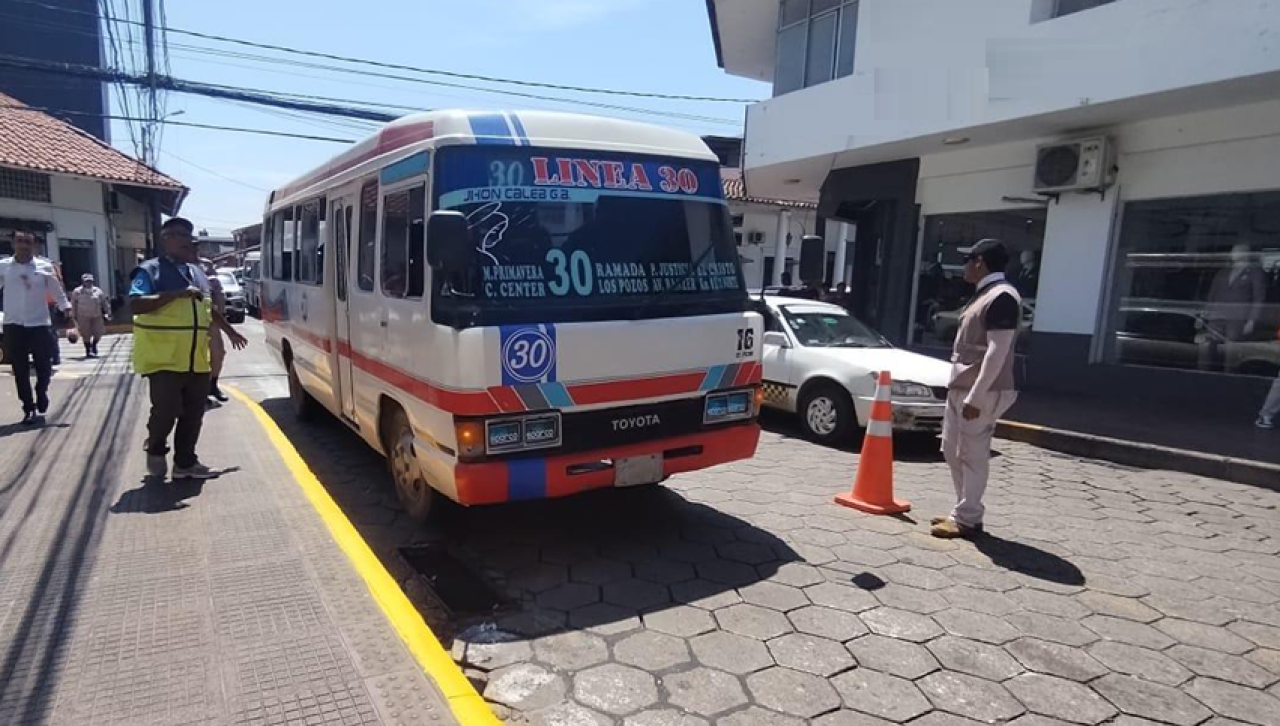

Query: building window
left=912, top=209, right=1046, bottom=350
left=1106, top=191, right=1280, bottom=378
left=1053, top=0, right=1116, bottom=18
left=0, top=168, right=52, bottom=203
left=774, top=0, right=859, bottom=96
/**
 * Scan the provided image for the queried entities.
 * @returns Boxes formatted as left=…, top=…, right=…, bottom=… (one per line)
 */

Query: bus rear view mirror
left=427, top=210, right=474, bottom=272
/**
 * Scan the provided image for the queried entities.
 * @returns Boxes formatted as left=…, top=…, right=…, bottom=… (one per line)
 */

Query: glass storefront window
left=912, top=209, right=1047, bottom=351
left=1107, top=191, right=1280, bottom=378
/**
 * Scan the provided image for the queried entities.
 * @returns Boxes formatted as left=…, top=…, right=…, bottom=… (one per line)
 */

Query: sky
left=108, top=0, right=768, bottom=235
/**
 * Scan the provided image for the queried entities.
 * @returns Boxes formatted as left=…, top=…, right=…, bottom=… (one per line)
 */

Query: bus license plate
left=615, top=454, right=663, bottom=488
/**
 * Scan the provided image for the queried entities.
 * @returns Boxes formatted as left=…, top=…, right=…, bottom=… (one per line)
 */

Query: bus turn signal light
left=456, top=421, right=485, bottom=460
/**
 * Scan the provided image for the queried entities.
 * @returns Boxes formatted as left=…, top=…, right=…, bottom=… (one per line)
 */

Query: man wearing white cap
left=71, top=272, right=111, bottom=358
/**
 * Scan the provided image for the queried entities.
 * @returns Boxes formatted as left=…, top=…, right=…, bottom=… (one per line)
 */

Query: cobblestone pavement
left=230, top=321, right=1280, bottom=726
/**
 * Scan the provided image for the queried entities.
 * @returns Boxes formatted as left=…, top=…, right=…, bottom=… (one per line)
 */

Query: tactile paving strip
left=211, top=560, right=331, bottom=640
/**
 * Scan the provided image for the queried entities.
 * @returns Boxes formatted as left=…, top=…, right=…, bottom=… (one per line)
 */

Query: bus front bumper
left=452, top=422, right=760, bottom=506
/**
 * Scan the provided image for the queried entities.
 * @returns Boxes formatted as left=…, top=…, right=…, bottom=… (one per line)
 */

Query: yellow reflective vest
left=133, top=295, right=213, bottom=375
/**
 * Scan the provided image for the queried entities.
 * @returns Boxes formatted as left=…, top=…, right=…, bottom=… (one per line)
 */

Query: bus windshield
left=433, top=145, right=746, bottom=326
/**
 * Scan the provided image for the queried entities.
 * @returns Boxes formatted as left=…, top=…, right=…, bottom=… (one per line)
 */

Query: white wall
left=742, top=0, right=1280, bottom=178
left=913, top=97, right=1280, bottom=338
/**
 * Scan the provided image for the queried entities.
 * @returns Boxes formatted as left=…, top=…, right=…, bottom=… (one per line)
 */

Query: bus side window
left=270, top=209, right=290, bottom=281
left=381, top=189, right=410, bottom=299
left=406, top=187, right=426, bottom=299
left=357, top=181, right=378, bottom=292
left=298, top=200, right=321, bottom=285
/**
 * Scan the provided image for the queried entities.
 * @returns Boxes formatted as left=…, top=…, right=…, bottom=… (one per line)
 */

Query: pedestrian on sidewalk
left=130, top=218, right=247, bottom=480
left=934, top=238, right=1020, bottom=539
left=71, top=273, right=110, bottom=358
left=200, top=258, right=229, bottom=404
left=0, top=231, right=72, bottom=424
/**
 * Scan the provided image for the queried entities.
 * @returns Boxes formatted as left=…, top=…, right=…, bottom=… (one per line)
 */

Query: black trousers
left=4, top=324, right=55, bottom=413
left=145, top=371, right=210, bottom=468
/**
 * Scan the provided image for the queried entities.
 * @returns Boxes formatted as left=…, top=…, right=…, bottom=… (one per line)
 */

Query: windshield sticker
left=466, top=202, right=510, bottom=264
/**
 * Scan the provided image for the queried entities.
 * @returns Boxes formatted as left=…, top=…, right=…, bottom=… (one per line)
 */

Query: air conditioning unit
left=747, top=231, right=766, bottom=245
left=1033, top=136, right=1112, bottom=193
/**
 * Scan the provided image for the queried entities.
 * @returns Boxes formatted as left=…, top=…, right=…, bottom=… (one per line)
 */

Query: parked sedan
left=758, top=297, right=951, bottom=444
left=215, top=273, right=248, bottom=324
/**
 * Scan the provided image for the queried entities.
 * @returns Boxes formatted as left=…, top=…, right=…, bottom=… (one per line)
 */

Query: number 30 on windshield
left=546, top=249, right=594, bottom=296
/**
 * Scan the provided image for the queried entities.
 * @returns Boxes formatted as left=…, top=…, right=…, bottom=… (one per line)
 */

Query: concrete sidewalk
left=1001, top=390, right=1280, bottom=489
left=0, top=338, right=471, bottom=725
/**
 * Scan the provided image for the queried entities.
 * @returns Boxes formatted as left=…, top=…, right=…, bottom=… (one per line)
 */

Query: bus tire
left=384, top=406, right=435, bottom=522
left=286, top=355, right=318, bottom=421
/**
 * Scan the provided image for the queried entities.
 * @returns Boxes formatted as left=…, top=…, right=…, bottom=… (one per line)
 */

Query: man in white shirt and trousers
left=933, top=238, right=1021, bottom=539
left=0, top=231, right=72, bottom=425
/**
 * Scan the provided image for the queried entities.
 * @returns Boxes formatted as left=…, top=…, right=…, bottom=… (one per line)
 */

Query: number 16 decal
left=737, top=327, right=755, bottom=356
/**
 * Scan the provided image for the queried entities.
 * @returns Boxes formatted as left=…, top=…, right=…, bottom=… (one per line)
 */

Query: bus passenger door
left=330, top=196, right=358, bottom=423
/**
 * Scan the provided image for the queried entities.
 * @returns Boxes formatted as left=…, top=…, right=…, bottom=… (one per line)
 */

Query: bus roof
left=268, top=110, right=720, bottom=210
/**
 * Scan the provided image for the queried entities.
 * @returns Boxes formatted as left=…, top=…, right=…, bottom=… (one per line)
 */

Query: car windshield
left=781, top=307, right=890, bottom=348
left=432, top=145, right=746, bottom=326
left=216, top=274, right=240, bottom=290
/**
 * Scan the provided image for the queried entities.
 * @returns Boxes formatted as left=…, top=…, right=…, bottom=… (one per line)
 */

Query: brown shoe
left=931, top=519, right=985, bottom=539
left=930, top=516, right=948, bottom=526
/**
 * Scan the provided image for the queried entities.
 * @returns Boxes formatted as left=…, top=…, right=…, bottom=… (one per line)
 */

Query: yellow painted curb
left=228, top=387, right=502, bottom=726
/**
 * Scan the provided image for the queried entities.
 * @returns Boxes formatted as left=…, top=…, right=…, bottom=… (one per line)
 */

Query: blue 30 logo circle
left=501, top=329, right=555, bottom=383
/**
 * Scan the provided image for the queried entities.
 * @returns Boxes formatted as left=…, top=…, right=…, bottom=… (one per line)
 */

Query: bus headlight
left=704, top=389, right=755, bottom=425
left=456, top=412, right=563, bottom=460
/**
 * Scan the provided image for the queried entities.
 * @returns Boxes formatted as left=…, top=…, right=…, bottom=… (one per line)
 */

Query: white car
left=758, top=297, right=952, bottom=444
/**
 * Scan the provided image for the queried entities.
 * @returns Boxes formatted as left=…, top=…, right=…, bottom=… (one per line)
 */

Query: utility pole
left=141, top=0, right=159, bottom=167
left=141, top=0, right=160, bottom=257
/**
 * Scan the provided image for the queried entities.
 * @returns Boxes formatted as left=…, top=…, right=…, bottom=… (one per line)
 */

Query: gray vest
left=948, top=280, right=1021, bottom=392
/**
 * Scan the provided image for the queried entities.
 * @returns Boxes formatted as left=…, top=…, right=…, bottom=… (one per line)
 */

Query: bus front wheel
left=386, top=407, right=434, bottom=522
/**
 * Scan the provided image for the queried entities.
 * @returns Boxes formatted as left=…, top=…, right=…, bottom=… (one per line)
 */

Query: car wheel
left=287, top=357, right=318, bottom=421
left=799, top=382, right=856, bottom=445
left=385, top=407, right=435, bottom=522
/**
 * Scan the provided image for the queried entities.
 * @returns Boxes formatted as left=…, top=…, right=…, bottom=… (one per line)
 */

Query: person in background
left=130, top=218, right=247, bottom=480
left=934, top=238, right=1021, bottom=539
left=0, top=232, right=72, bottom=424
left=1255, top=322, right=1280, bottom=430
left=201, top=258, right=229, bottom=403
left=70, top=273, right=110, bottom=358
left=829, top=281, right=852, bottom=309
left=44, top=254, right=65, bottom=366
left=1200, top=243, right=1266, bottom=371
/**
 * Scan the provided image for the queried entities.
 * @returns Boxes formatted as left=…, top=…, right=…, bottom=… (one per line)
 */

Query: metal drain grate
left=398, top=545, right=506, bottom=616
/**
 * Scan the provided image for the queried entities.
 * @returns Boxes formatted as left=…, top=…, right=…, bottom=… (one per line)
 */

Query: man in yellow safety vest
left=130, top=217, right=247, bottom=480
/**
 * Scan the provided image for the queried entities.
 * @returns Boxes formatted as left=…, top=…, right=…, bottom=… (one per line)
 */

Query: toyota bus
left=260, top=110, right=762, bottom=520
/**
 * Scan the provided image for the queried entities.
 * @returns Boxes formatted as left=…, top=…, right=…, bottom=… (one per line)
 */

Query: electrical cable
left=6, top=0, right=760, bottom=104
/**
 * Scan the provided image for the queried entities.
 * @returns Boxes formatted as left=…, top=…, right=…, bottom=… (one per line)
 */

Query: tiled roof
left=721, top=176, right=816, bottom=210
left=0, top=92, right=185, bottom=191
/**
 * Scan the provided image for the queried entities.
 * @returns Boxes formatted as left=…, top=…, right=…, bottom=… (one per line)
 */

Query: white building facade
left=0, top=92, right=186, bottom=303
left=708, top=0, right=1280, bottom=407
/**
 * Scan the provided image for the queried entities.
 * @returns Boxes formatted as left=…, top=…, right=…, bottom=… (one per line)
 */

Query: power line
left=0, top=104, right=356, bottom=143
left=0, top=8, right=743, bottom=128
left=0, top=53, right=399, bottom=122
left=7, top=0, right=759, bottom=104
left=160, top=149, right=269, bottom=191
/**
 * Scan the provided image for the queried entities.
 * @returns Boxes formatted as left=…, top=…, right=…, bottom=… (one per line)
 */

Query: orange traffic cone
left=834, top=370, right=912, bottom=515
